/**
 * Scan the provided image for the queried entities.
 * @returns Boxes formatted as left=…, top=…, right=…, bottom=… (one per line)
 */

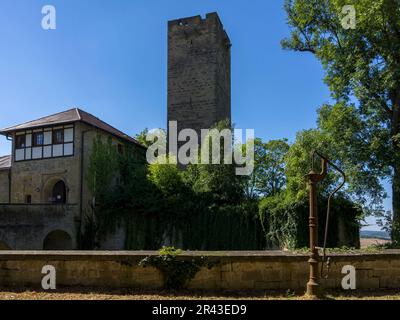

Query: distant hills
left=360, top=230, right=391, bottom=240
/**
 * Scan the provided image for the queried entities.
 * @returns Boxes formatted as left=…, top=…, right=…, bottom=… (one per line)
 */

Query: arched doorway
left=52, top=180, right=66, bottom=204
left=0, top=241, right=11, bottom=250
left=43, top=230, right=72, bottom=250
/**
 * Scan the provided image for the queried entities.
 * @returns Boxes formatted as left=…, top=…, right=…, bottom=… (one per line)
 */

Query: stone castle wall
left=1, top=251, right=399, bottom=291
left=0, top=205, right=78, bottom=250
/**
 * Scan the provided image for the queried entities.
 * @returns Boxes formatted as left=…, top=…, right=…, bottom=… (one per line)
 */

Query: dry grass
left=0, top=287, right=399, bottom=300
left=360, top=238, right=391, bottom=248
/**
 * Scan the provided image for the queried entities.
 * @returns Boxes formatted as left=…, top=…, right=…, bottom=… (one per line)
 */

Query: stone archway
left=42, top=177, right=68, bottom=203
left=0, top=241, right=11, bottom=250
left=43, top=230, right=72, bottom=250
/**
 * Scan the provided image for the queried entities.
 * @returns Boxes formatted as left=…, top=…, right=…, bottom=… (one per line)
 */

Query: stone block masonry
left=167, top=12, right=231, bottom=150
left=1, top=251, right=400, bottom=291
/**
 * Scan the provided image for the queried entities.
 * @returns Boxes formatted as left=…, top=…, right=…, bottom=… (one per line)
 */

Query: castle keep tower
left=167, top=12, right=232, bottom=141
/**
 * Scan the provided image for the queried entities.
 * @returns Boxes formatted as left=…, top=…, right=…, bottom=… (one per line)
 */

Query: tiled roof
left=0, top=108, right=144, bottom=147
left=0, top=155, right=11, bottom=170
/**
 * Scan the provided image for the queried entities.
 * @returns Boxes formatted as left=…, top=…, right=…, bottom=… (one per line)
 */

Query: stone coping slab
left=0, top=250, right=399, bottom=262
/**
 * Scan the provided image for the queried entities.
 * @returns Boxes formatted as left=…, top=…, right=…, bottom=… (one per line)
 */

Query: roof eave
left=0, top=120, right=78, bottom=134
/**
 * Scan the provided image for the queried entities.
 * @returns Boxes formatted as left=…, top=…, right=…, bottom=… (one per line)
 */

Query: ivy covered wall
left=81, top=135, right=361, bottom=251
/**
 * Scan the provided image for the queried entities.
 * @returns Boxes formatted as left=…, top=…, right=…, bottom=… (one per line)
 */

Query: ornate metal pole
left=306, top=157, right=327, bottom=297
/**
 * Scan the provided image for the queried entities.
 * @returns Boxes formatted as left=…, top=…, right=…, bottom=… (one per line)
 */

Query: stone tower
left=167, top=12, right=232, bottom=148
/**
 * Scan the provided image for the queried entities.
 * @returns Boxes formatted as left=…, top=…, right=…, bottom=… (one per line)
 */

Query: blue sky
left=0, top=0, right=389, bottom=230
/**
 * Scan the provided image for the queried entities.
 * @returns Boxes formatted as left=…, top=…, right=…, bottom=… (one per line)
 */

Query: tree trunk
left=391, top=94, right=400, bottom=243
left=393, top=165, right=400, bottom=243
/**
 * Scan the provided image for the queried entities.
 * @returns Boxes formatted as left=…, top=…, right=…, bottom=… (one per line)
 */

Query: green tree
left=256, top=139, right=290, bottom=197
left=135, top=128, right=151, bottom=148
left=258, top=129, right=362, bottom=249
left=282, top=0, right=400, bottom=241
left=285, top=129, right=331, bottom=201
left=242, top=138, right=264, bottom=199
left=191, top=120, right=245, bottom=205
left=242, top=138, right=289, bottom=199
left=317, top=103, right=387, bottom=207
left=148, top=159, right=184, bottom=196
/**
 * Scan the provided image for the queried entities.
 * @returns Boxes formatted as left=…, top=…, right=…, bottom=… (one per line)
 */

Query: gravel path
left=1, top=288, right=400, bottom=300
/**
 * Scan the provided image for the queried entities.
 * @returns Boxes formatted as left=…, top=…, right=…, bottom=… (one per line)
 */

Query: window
left=14, top=126, right=74, bottom=161
left=16, top=135, right=26, bottom=148
left=33, top=132, right=44, bottom=146
left=53, top=129, right=64, bottom=144
left=25, top=195, right=32, bottom=204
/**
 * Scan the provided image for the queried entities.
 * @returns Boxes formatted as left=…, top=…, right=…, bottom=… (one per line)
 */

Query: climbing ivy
left=258, top=191, right=362, bottom=249
left=139, top=247, right=213, bottom=289
left=83, top=128, right=361, bottom=251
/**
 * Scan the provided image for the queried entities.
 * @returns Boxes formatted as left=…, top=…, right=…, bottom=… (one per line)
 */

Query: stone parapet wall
left=0, top=205, right=78, bottom=250
left=0, top=251, right=399, bottom=291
